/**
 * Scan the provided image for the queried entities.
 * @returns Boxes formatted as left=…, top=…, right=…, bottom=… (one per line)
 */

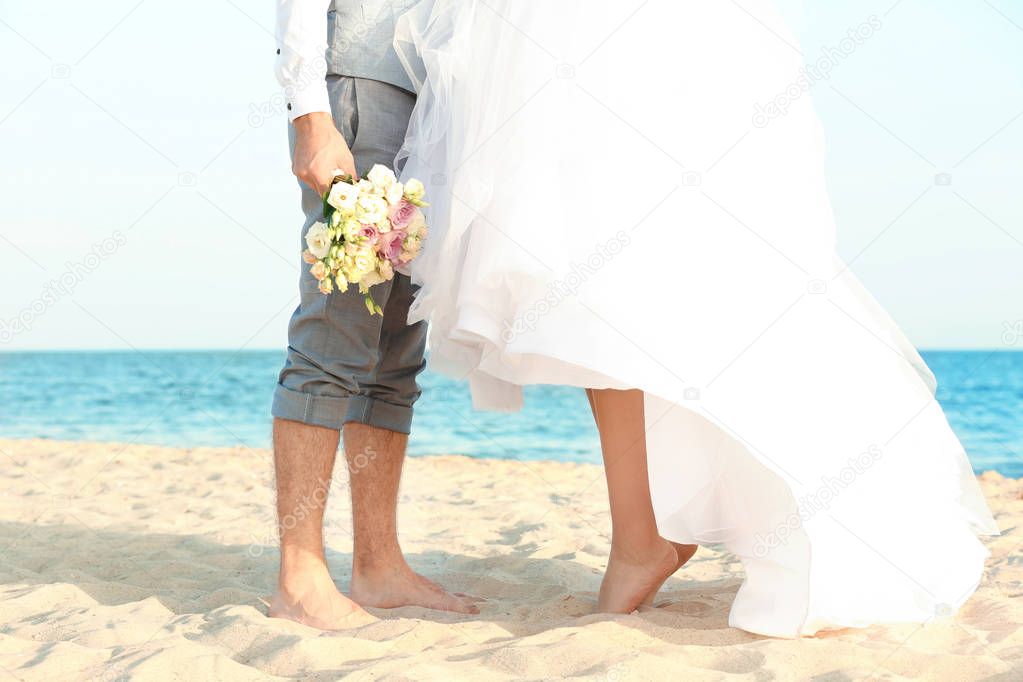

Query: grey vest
left=327, top=0, right=418, bottom=93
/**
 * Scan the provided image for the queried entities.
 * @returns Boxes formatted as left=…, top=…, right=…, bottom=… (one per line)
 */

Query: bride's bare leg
left=586, top=388, right=693, bottom=612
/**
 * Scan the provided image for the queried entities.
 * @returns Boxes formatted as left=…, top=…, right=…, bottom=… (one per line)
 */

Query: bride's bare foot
left=350, top=558, right=480, bottom=614
left=598, top=537, right=679, bottom=613
left=269, top=563, right=376, bottom=630
left=641, top=541, right=698, bottom=606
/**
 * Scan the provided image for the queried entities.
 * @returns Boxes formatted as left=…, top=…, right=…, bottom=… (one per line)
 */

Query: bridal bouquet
left=303, top=165, right=428, bottom=315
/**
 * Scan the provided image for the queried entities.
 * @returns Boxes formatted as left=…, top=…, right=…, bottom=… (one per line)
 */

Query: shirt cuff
left=286, top=79, right=331, bottom=122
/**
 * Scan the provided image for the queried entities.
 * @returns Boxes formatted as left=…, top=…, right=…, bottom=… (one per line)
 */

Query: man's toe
left=448, top=594, right=480, bottom=614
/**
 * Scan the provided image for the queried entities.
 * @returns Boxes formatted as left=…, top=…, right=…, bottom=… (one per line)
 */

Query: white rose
left=404, top=178, right=425, bottom=201
left=304, top=222, right=331, bottom=259
left=377, top=258, right=394, bottom=280
left=385, top=181, right=404, bottom=205
left=367, top=164, right=397, bottom=191
left=357, top=178, right=379, bottom=196
left=402, top=236, right=422, bottom=254
left=340, top=217, right=361, bottom=242
left=354, top=255, right=375, bottom=276
left=405, top=211, right=427, bottom=238
left=310, top=261, right=329, bottom=281
left=361, top=270, right=386, bottom=287
left=356, top=194, right=388, bottom=224
left=327, top=181, right=359, bottom=212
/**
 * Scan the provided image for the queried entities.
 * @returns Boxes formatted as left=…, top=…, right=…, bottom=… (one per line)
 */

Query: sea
left=1, top=350, right=1021, bottom=476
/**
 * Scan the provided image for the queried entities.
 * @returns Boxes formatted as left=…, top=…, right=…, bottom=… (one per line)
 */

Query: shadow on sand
left=0, top=520, right=747, bottom=644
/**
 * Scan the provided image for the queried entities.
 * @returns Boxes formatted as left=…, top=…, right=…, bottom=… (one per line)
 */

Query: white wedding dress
left=394, top=0, right=998, bottom=637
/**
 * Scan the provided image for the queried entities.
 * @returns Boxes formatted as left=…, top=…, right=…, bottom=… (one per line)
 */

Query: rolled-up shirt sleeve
left=275, top=0, right=332, bottom=121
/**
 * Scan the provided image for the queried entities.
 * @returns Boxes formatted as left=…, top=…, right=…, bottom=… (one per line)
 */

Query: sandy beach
left=0, top=438, right=1020, bottom=680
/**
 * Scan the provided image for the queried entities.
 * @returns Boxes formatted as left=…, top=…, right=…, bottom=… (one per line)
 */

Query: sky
left=1, top=0, right=1021, bottom=351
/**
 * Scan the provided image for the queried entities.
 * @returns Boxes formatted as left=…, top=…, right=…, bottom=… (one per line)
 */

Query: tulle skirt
left=394, top=0, right=998, bottom=637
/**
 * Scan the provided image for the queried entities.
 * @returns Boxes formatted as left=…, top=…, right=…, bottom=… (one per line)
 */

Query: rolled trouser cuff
left=272, top=384, right=414, bottom=435
left=345, top=395, right=414, bottom=435
left=271, top=383, right=350, bottom=431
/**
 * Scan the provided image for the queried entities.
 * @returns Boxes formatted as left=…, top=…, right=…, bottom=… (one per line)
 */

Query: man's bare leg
left=345, top=422, right=478, bottom=613
left=268, top=417, right=375, bottom=629
left=586, top=389, right=697, bottom=612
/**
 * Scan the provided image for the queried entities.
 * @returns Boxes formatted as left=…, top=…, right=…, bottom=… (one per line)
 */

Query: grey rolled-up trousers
left=272, top=76, right=426, bottom=434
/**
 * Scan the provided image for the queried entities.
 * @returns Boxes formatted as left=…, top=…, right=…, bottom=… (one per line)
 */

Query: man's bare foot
left=641, top=541, right=698, bottom=606
left=350, top=560, right=480, bottom=614
left=269, top=563, right=376, bottom=630
left=598, top=537, right=679, bottom=613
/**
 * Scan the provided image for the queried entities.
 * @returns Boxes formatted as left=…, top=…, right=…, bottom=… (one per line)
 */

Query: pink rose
left=358, top=224, right=378, bottom=245
left=388, top=199, right=419, bottom=230
left=379, top=229, right=407, bottom=265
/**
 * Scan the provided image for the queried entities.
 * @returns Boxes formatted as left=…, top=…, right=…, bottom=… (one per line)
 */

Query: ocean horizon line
left=3, top=349, right=1020, bottom=476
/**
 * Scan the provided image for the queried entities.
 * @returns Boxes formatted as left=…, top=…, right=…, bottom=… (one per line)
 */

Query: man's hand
left=292, top=112, right=357, bottom=197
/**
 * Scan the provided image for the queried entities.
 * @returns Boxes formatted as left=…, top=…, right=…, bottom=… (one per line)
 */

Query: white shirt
left=275, top=0, right=332, bottom=122
left=275, top=1, right=418, bottom=122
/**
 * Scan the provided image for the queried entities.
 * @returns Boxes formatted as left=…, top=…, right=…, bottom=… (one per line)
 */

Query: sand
left=0, top=438, right=1020, bottom=681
